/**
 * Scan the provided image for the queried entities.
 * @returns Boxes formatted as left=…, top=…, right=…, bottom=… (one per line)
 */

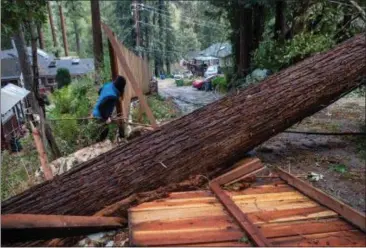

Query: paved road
left=158, top=79, right=223, bottom=114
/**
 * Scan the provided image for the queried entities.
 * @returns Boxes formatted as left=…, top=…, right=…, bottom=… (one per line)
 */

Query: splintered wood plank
left=210, top=182, right=272, bottom=246
left=213, top=158, right=263, bottom=185
left=277, top=167, right=366, bottom=231
left=232, top=191, right=308, bottom=202
left=259, top=218, right=356, bottom=238
left=131, top=215, right=235, bottom=232
left=131, top=226, right=245, bottom=246
left=133, top=191, right=308, bottom=211
left=167, top=191, right=213, bottom=199
left=129, top=205, right=226, bottom=224
left=180, top=241, right=251, bottom=247
left=227, top=184, right=295, bottom=196
left=270, top=230, right=366, bottom=247
left=236, top=199, right=319, bottom=213
left=247, top=206, right=339, bottom=224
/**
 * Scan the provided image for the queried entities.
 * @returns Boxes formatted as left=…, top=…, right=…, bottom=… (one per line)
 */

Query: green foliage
left=175, top=79, right=184, bottom=87
left=48, top=76, right=100, bottom=155
left=1, top=0, right=47, bottom=35
left=253, top=32, right=335, bottom=72
left=56, top=68, right=72, bottom=89
left=131, top=95, right=180, bottom=124
left=1, top=135, right=40, bottom=200
left=212, top=76, right=228, bottom=92
left=183, top=79, right=193, bottom=86
left=330, top=163, right=348, bottom=174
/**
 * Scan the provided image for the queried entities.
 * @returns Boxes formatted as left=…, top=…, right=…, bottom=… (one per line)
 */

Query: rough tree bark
left=36, top=24, right=45, bottom=50
left=58, top=3, right=69, bottom=57
left=30, top=22, right=62, bottom=160
left=253, top=4, right=265, bottom=51
left=47, top=1, right=58, bottom=48
left=90, top=0, right=103, bottom=76
left=238, top=7, right=252, bottom=77
left=2, top=35, right=366, bottom=217
left=73, top=21, right=81, bottom=56
left=274, top=0, right=286, bottom=40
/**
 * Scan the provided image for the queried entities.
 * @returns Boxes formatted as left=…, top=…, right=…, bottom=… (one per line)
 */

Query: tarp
left=1, top=83, right=29, bottom=115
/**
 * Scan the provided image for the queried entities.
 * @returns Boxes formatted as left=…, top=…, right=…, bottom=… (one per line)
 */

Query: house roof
left=1, top=48, right=94, bottom=78
left=1, top=83, right=30, bottom=115
left=200, top=42, right=232, bottom=58
left=1, top=58, right=21, bottom=80
left=41, top=58, right=95, bottom=77
left=185, top=50, right=201, bottom=60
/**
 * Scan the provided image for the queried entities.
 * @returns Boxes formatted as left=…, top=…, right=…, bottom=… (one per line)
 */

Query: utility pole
left=133, top=1, right=141, bottom=57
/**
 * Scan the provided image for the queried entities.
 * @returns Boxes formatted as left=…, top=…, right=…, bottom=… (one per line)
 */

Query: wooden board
left=276, top=167, right=366, bottom=232
left=129, top=175, right=366, bottom=247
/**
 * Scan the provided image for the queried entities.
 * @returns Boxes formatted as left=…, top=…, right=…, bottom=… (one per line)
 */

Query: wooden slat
left=276, top=167, right=366, bottom=232
left=2, top=214, right=124, bottom=243
left=226, top=167, right=266, bottom=185
left=129, top=205, right=225, bottom=224
left=247, top=206, right=338, bottom=224
left=181, top=241, right=251, bottom=247
left=132, top=227, right=244, bottom=246
left=210, top=181, right=272, bottom=246
left=168, top=191, right=213, bottom=199
left=260, top=218, right=355, bottom=238
left=270, top=230, right=366, bottom=247
left=213, top=158, right=263, bottom=185
left=237, top=199, right=319, bottom=213
left=227, top=184, right=295, bottom=196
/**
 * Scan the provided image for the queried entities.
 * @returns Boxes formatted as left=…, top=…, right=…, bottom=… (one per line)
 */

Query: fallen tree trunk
left=2, top=35, right=366, bottom=216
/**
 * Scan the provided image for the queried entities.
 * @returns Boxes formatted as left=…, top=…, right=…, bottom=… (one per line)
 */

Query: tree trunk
left=30, top=22, right=62, bottom=160
left=2, top=35, right=366, bottom=217
left=47, top=2, right=58, bottom=48
left=274, top=0, right=286, bottom=40
left=252, top=4, right=265, bottom=51
left=90, top=0, right=103, bottom=76
left=153, top=11, right=159, bottom=77
left=58, top=4, right=69, bottom=57
left=37, top=24, right=45, bottom=50
left=73, top=21, right=81, bottom=56
left=238, top=7, right=252, bottom=77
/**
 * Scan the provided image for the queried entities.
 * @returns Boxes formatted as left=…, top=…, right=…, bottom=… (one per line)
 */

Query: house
left=199, top=42, right=233, bottom=68
left=1, top=48, right=94, bottom=91
left=184, top=42, right=233, bottom=75
left=1, top=58, right=23, bottom=87
left=1, top=84, right=30, bottom=151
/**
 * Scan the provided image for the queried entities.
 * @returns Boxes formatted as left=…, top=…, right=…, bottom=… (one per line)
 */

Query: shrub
left=212, top=76, right=228, bottom=92
left=183, top=79, right=193, bottom=86
left=253, top=32, right=335, bottom=72
left=56, top=68, right=71, bottom=89
left=48, top=76, right=100, bottom=155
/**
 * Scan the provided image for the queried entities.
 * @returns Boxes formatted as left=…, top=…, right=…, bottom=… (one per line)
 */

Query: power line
left=137, top=3, right=227, bottom=30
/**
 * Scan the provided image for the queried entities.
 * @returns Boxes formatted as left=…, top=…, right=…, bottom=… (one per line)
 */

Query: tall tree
left=58, top=3, right=69, bottom=56
left=91, top=0, right=103, bottom=77
left=252, top=3, right=265, bottom=51
left=47, top=1, right=58, bottom=48
left=37, top=24, right=45, bottom=49
left=274, top=0, right=287, bottom=40
left=4, top=0, right=62, bottom=159
left=238, top=7, right=253, bottom=77
left=64, top=1, right=86, bottom=57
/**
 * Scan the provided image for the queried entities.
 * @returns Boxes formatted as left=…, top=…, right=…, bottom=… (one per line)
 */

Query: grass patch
left=329, top=163, right=347, bottom=174
left=1, top=134, right=40, bottom=200
left=132, top=95, right=181, bottom=124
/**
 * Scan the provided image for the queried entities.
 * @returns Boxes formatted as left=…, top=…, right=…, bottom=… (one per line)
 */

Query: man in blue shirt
left=93, top=75, right=126, bottom=142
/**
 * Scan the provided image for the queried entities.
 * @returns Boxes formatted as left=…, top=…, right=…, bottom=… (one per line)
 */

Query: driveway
left=158, top=78, right=224, bottom=114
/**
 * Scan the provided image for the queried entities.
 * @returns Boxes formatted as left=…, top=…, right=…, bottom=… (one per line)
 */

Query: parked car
left=192, top=75, right=217, bottom=91
left=173, top=72, right=184, bottom=80
left=204, top=65, right=219, bottom=77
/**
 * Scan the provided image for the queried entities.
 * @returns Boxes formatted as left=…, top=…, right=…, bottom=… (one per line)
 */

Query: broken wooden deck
left=129, top=164, right=366, bottom=247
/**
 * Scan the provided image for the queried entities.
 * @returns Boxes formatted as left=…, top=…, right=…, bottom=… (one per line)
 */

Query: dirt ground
left=256, top=95, right=366, bottom=212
